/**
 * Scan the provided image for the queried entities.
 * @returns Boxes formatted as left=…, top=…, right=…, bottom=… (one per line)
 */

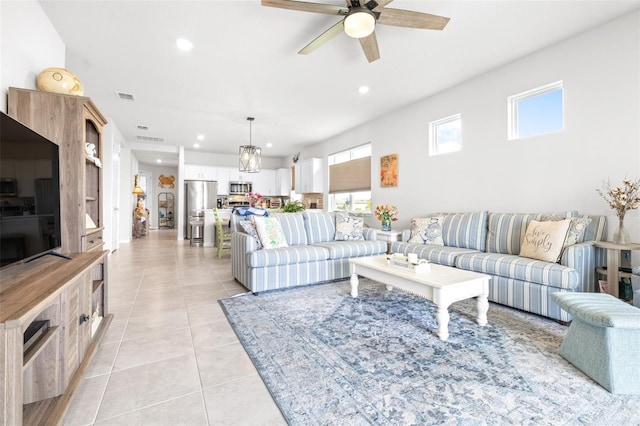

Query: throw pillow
left=253, top=216, right=288, bottom=249
left=334, top=213, right=364, bottom=241
left=240, top=220, right=262, bottom=249
left=564, top=217, right=592, bottom=246
left=408, top=216, right=444, bottom=245
left=538, top=214, right=592, bottom=248
left=519, top=219, right=571, bottom=262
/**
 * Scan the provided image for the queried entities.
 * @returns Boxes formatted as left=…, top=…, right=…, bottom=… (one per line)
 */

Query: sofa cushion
left=253, top=216, right=288, bottom=249
left=239, top=220, right=262, bottom=249
left=519, top=219, right=571, bottom=262
left=303, top=211, right=336, bottom=244
left=314, top=240, right=387, bottom=259
left=456, top=252, right=579, bottom=289
left=393, top=241, right=481, bottom=267
left=271, top=213, right=307, bottom=246
left=334, top=213, right=364, bottom=241
left=440, top=211, right=488, bottom=251
left=487, top=213, right=539, bottom=255
left=408, top=216, right=444, bottom=245
left=247, top=245, right=330, bottom=267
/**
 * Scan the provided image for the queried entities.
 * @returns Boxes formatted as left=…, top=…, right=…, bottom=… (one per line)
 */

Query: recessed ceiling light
left=193, top=143, right=200, bottom=148
left=197, top=134, right=205, bottom=140
left=156, top=159, right=162, bottom=163
left=358, top=85, right=370, bottom=95
left=266, top=142, right=273, bottom=148
left=175, top=38, right=193, bottom=51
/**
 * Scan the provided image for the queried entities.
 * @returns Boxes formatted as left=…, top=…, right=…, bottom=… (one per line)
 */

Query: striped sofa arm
left=560, top=242, right=597, bottom=292
left=231, top=231, right=259, bottom=288
left=363, top=227, right=377, bottom=241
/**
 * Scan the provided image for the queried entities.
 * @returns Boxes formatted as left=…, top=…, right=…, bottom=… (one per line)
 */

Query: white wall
left=138, top=163, right=179, bottom=229
left=301, top=11, right=640, bottom=245
left=0, top=0, right=65, bottom=112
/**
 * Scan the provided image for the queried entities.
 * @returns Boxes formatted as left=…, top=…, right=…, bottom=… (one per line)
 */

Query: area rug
left=220, top=279, right=640, bottom=425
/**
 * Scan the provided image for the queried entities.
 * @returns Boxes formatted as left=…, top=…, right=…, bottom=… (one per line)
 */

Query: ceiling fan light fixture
left=343, top=7, right=376, bottom=39
left=239, top=117, right=262, bottom=173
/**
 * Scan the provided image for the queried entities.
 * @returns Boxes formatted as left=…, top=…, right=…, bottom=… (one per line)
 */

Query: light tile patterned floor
left=64, top=230, right=286, bottom=425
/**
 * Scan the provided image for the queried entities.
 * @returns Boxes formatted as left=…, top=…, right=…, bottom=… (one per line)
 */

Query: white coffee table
left=348, top=255, right=490, bottom=341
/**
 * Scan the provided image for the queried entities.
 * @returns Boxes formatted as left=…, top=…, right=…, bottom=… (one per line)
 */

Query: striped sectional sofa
left=391, top=212, right=606, bottom=322
left=232, top=211, right=387, bottom=293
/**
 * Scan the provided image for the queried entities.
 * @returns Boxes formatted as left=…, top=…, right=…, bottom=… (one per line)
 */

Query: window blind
left=329, top=156, right=371, bottom=193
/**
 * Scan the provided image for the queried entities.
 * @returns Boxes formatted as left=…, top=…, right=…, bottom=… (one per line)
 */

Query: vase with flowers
left=596, top=177, right=640, bottom=244
left=374, top=204, right=399, bottom=231
left=246, top=191, right=262, bottom=208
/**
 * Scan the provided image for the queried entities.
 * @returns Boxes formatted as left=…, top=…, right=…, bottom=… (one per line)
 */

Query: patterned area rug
left=220, top=279, right=640, bottom=425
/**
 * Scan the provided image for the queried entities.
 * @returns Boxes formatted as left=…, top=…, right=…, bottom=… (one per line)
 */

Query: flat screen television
left=0, top=112, right=62, bottom=268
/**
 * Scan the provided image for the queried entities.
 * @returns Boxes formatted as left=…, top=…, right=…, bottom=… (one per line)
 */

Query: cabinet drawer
left=83, top=230, right=103, bottom=251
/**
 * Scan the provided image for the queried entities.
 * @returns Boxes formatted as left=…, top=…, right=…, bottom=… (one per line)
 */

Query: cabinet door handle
left=79, top=314, right=90, bottom=325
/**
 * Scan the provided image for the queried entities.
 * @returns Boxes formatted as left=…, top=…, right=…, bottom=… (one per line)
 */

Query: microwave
left=229, top=181, right=252, bottom=195
left=0, top=178, right=17, bottom=197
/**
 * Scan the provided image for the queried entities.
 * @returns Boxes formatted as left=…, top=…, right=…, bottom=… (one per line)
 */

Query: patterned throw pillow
left=564, top=217, right=592, bottom=246
left=538, top=214, right=592, bottom=248
left=240, top=220, right=262, bottom=249
left=334, top=213, right=364, bottom=241
left=253, top=216, right=288, bottom=249
left=408, top=216, right=444, bottom=245
left=519, top=219, right=571, bottom=262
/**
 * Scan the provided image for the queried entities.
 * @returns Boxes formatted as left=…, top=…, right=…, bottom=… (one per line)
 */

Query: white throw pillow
left=408, top=216, right=444, bottom=245
left=519, top=219, right=571, bottom=262
left=253, top=216, right=288, bottom=249
left=334, top=213, right=364, bottom=241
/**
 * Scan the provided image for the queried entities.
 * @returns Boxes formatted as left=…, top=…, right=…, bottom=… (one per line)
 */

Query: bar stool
left=189, top=218, right=204, bottom=246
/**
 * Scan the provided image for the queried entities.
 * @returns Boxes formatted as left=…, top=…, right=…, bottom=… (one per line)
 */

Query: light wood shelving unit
left=3, top=88, right=111, bottom=425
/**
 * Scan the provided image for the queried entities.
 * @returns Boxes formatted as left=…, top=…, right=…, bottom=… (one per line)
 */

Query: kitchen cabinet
left=184, top=164, right=216, bottom=181
left=298, top=158, right=323, bottom=193
left=216, top=167, right=230, bottom=195
left=253, top=170, right=276, bottom=195
left=276, top=168, right=292, bottom=196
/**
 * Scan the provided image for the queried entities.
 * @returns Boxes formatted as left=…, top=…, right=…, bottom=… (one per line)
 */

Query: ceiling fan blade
left=359, top=31, right=380, bottom=63
left=298, top=20, right=344, bottom=55
left=262, top=0, right=348, bottom=16
left=371, top=0, right=394, bottom=10
left=377, top=8, right=450, bottom=30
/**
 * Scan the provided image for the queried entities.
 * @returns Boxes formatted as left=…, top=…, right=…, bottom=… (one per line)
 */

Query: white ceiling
left=39, top=0, right=639, bottom=167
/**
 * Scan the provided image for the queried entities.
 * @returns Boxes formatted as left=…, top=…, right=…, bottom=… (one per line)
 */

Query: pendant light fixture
left=239, top=116, right=261, bottom=173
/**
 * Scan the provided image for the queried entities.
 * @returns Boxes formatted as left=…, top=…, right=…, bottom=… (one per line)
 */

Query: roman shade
left=329, top=156, right=371, bottom=193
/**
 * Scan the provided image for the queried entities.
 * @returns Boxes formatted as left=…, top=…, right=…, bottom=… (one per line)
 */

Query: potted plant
left=281, top=200, right=306, bottom=213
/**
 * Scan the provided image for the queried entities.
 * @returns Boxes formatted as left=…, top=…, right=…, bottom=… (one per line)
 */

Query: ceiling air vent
left=116, top=91, right=136, bottom=101
left=136, top=125, right=149, bottom=130
left=136, top=135, right=164, bottom=142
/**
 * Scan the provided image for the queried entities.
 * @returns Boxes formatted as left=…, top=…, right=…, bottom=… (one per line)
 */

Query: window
left=508, top=81, right=563, bottom=140
left=429, top=114, right=461, bottom=156
left=328, top=144, right=372, bottom=213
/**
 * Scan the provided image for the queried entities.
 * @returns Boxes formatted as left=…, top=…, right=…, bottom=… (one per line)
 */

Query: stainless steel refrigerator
left=185, top=180, right=217, bottom=240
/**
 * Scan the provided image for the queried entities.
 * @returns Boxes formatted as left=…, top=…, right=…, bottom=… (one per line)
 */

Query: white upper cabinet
left=299, top=158, right=323, bottom=193
left=276, top=168, right=292, bottom=196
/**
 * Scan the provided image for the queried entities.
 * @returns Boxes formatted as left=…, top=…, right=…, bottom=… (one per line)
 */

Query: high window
left=429, top=114, right=462, bottom=156
left=328, top=143, right=371, bottom=213
left=508, top=81, right=564, bottom=140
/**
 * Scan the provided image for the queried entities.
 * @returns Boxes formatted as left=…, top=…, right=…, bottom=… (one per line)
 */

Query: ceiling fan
left=261, top=0, right=450, bottom=63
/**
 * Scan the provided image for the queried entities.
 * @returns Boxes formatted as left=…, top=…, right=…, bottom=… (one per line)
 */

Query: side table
left=594, top=241, right=640, bottom=299
left=376, top=229, right=402, bottom=254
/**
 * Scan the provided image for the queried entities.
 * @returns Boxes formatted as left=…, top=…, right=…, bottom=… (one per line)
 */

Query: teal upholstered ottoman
left=551, top=292, right=640, bottom=394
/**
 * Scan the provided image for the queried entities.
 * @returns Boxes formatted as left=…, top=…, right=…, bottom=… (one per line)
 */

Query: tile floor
left=64, top=229, right=286, bottom=425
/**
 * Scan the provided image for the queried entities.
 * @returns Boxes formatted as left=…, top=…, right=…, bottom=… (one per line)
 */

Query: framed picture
left=380, top=153, right=398, bottom=187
